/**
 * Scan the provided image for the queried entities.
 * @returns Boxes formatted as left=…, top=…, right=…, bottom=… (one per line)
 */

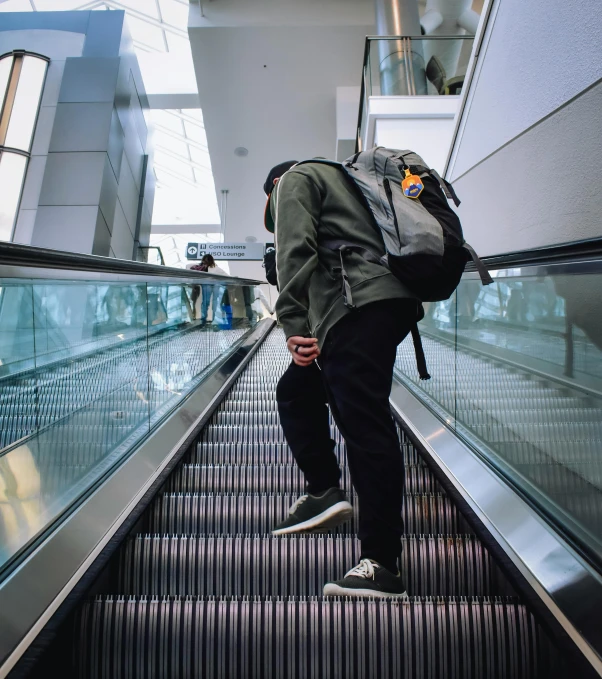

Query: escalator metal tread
left=71, top=329, right=561, bottom=677
left=76, top=596, right=554, bottom=679
left=148, top=492, right=472, bottom=536
left=118, top=534, right=514, bottom=597
left=166, top=463, right=440, bottom=494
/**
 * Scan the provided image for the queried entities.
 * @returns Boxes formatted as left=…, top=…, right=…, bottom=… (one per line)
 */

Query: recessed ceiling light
left=234, top=147, right=249, bottom=157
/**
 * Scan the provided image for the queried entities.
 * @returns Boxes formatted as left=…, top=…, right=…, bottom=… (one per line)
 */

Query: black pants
left=277, top=299, right=416, bottom=573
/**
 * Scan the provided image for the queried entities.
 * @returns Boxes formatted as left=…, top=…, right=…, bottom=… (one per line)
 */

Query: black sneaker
left=272, top=488, right=354, bottom=535
left=323, top=558, right=407, bottom=598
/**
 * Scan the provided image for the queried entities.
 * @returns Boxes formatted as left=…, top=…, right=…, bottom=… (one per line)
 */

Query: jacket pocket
left=343, top=250, right=391, bottom=287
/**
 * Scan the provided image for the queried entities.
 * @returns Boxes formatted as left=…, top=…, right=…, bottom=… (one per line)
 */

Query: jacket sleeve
left=273, top=171, right=322, bottom=339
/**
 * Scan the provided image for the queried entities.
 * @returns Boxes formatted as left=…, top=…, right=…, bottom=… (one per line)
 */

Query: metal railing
left=137, top=245, right=165, bottom=266
left=356, top=35, right=475, bottom=152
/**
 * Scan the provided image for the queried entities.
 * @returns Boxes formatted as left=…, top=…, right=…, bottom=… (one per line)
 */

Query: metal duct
left=375, top=0, right=427, bottom=96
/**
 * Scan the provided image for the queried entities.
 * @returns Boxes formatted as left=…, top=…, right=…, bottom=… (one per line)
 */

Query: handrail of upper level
left=0, top=242, right=262, bottom=286
left=466, top=237, right=602, bottom=271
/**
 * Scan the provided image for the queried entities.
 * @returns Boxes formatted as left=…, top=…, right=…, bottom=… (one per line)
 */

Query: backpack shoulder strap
left=410, top=324, right=431, bottom=380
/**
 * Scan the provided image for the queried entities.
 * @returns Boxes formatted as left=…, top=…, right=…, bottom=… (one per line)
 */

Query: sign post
left=186, top=242, right=266, bottom=261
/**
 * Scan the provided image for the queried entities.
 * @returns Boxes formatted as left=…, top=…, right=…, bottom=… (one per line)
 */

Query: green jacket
left=272, top=161, right=416, bottom=347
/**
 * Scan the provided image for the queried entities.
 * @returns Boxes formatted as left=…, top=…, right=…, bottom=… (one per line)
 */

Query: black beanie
left=263, top=160, right=298, bottom=195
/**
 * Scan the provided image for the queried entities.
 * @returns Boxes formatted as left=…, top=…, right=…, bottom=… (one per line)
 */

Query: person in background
left=190, top=254, right=227, bottom=326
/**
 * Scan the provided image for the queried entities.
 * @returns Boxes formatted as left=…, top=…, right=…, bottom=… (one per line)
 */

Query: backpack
left=263, top=246, right=278, bottom=288
left=297, top=147, right=492, bottom=307
left=295, top=147, right=493, bottom=379
left=190, top=263, right=208, bottom=272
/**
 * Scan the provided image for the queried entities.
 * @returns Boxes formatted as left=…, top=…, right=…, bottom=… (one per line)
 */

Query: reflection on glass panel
left=4, top=56, right=47, bottom=151
left=32, top=282, right=147, bottom=362
left=0, top=377, right=151, bottom=568
left=147, top=282, right=260, bottom=421
left=0, top=276, right=261, bottom=573
left=395, top=293, right=459, bottom=427
left=395, top=271, right=602, bottom=561
left=0, top=282, right=150, bottom=452
left=0, top=55, right=13, bottom=110
left=0, top=282, right=36, bottom=449
left=0, top=282, right=35, bottom=374
left=0, top=152, right=27, bottom=241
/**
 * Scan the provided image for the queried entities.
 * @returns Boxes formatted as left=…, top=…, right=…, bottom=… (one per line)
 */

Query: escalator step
left=166, top=464, right=439, bottom=495
left=76, top=596, right=555, bottom=679
left=211, top=410, right=285, bottom=426
left=119, top=535, right=513, bottom=597
left=190, top=442, right=425, bottom=466
left=148, top=493, right=472, bottom=536
left=200, top=423, right=412, bottom=445
left=200, top=424, right=342, bottom=444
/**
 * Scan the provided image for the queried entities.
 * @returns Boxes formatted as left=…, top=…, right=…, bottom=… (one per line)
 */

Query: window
left=0, top=51, right=49, bottom=241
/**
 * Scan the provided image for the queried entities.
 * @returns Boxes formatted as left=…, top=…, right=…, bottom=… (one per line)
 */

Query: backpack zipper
left=383, top=177, right=403, bottom=244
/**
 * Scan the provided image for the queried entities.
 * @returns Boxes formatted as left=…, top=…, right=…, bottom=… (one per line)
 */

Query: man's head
left=263, top=160, right=298, bottom=196
left=263, top=160, right=298, bottom=232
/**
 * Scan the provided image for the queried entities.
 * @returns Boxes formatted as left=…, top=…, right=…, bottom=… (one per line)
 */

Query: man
left=264, top=158, right=420, bottom=598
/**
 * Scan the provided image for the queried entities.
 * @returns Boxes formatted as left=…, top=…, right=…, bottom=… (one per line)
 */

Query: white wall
left=364, top=95, right=459, bottom=173
left=375, top=116, right=456, bottom=173
left=447, top=0, right=602, bottom=255
left=336, top=87, right=360, bottom=141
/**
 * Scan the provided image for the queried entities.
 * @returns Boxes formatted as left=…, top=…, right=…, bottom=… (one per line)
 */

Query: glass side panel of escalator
left=0, top=274, right=266, bottom=574
left=395, top=265, right=602, bottom=563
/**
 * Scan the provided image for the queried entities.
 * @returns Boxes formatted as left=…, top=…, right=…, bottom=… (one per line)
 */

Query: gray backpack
left=296, top=147, right=492, bottom=379
left=297, top=147, right=492, bottom=308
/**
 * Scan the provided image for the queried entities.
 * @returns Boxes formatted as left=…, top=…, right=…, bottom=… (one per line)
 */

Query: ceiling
left=188, top=0, right=375, bottom=276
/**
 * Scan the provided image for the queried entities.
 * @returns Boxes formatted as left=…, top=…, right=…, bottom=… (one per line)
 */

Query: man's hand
left=287, top=336, right=320, bottom=367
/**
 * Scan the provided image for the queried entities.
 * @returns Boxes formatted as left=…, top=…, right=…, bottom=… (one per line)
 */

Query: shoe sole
left=322, top=583, right=408, bottom=599
left=272, top=501, right=354, bottom=536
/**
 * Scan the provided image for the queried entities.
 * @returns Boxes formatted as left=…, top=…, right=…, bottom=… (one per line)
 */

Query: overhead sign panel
left=186, top=242, right=266, bottom=260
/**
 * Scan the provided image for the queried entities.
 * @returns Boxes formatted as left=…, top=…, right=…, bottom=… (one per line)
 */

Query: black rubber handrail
left=0, top=242, right=261, bottom=285
left=466, top=237, right=602, bottom=271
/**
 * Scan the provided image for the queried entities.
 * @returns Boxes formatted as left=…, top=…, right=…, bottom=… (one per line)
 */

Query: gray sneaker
left=323, top=559, right=407, bottom=598
left=272, top=488, right=354, bottom=535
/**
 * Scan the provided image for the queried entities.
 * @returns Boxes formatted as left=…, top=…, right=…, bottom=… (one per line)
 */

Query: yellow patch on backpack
left=401, top=168, right=424, bottom=199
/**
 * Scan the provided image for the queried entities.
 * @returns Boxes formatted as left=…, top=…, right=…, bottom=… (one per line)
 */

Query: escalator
left=1, top=243, right=602, bottom=678
left=71, top=330, right=560, bottom=678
